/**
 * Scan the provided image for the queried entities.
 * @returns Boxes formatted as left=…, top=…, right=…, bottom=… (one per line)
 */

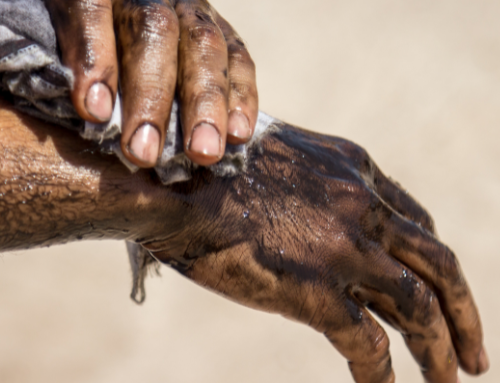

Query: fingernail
left=189, top=123, right=221, bottom=158
left=128, top=123, right=160, bottom=165
left=228, top=110, right=251, bottom=141
left=477, top=347, right=490, bottom=373
left=85, top=82, right=113, bottom=121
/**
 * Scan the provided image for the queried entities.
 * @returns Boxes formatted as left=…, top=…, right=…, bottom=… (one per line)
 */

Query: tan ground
left=1, top=1, right=499, bottom=382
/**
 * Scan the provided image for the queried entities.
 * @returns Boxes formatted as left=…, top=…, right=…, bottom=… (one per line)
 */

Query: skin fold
left=0, top=100, right=488, bottom=383
left=43, top=0, right=258, bottom=167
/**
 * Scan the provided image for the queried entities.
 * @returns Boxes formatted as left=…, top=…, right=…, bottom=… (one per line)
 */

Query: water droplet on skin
left=292, top=184, right=296, bottom=188
left=280, top=249, right=285, bottom=255
left=243, top=210, right=249, bottom=219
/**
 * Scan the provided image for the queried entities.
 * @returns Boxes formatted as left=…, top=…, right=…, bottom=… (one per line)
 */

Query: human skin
left=0, top=100, right=488, bottom=383
left=43, top=0, right=258, bottom=167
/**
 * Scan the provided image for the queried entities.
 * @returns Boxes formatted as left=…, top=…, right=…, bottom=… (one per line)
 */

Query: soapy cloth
left=0, top=0, right=277, bottom=302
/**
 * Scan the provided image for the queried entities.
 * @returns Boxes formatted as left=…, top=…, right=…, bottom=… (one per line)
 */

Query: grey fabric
left=0, top=0, right=278, bottom=302
left=0, top=0, right=56, bottom=51
left=0, top=4, right=80, bottom=129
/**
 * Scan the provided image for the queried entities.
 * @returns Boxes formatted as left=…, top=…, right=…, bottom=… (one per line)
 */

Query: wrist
left=0, top=101, right=169, bottom=250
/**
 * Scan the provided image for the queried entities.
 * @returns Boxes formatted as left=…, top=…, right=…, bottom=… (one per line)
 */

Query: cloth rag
left=0, top=0, right=278, bottom=302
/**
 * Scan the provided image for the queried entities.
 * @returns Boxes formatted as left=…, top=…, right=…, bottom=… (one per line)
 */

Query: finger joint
left=188, top=22, right=225, bottom=50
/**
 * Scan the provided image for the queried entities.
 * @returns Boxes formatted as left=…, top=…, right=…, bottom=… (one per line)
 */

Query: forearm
left=0, top=100, right=167, bottom=251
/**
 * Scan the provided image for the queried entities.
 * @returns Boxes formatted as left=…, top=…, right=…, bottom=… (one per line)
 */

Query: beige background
left=1, top=0, right=499, bottom=382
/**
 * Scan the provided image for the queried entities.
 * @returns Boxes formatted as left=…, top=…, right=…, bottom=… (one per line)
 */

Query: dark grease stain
left=252, top=235, right=318, bottom=283
left=360, top=199, right=392, bottom=243
left=194, top=9, right=214, bottom=24
left=345, top=296, right=363, bottom=325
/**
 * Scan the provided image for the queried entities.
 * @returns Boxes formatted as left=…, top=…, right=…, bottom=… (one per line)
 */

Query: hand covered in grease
left=141, top=123, right=488, bottom=383
left=43, top=0, right=257, bottom=167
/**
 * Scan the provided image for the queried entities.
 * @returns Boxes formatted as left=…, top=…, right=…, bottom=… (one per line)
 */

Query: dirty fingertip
left=85, top=82, right=113, bottom=122
left=227, top=110, right=251, bottom=143
left=189, top=123, right=222, bottom=158
left=128, top=123, right=161, bottom=166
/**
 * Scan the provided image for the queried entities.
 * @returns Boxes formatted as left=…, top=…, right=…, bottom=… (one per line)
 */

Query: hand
left=43, top=0, right=258, bottom=167
left=0, top=101, right=487, bottom=383
left=142, top=123, right=488, bottom=383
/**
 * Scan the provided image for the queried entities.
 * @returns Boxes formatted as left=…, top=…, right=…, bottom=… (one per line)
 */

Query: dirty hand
left=44, top=0, right=258, bottom=167
left=142, top=123, right=488, bottom=383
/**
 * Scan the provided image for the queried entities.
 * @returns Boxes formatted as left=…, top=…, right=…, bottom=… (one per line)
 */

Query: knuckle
left=228, top=42, right=252, bottom=61
left=152, top=5, right=179, bottom=34
left=229, top=49, right=256, bottom=74
left=365, top=327, right=390, bottom=362
left=120, top=2, right=179, bottom=40
left=230, top=81, right=257, bottom=102
left=412, top=284, right=442, bottom=328
left=188, top=22, right=224, bottom=49
left=141, top=81, right=171, bottom=102
left=434, top=244, right=462, bottom=284
left=189, top=81, right=228, bottom=103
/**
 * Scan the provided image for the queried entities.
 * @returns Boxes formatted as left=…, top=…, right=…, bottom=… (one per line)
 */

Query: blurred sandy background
left=1, top=0, right=499, bottom=382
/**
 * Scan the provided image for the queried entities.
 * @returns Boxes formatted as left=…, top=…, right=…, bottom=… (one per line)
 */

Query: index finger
left=44, top=0, right=118, bottom=123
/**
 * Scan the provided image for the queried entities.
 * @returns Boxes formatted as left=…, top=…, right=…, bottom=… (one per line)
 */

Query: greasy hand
left=43, top=0, right=258, bottom=167
left=142, top=124, right=488, bottom=383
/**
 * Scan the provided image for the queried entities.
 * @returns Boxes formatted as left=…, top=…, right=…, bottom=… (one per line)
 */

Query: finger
left=114, top=0, right=179, bottom=167
left=354, top=246, right=458, bottom=382
left=320, top=296, right=395, bottom=383
left=175, top=1, right=229, bottom=166
left=382, top=207, right=488, bottom=375
left=375, top=168, right=435, bottom=233
left=44, top=0, right=117, bottom=123
left=214, top=13, right=258, bottom=145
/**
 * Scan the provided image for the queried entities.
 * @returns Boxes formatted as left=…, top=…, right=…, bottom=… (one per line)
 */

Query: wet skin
left=43, top=0, right=258, bottom=167
left=0, top=100, right=488, bottom=383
